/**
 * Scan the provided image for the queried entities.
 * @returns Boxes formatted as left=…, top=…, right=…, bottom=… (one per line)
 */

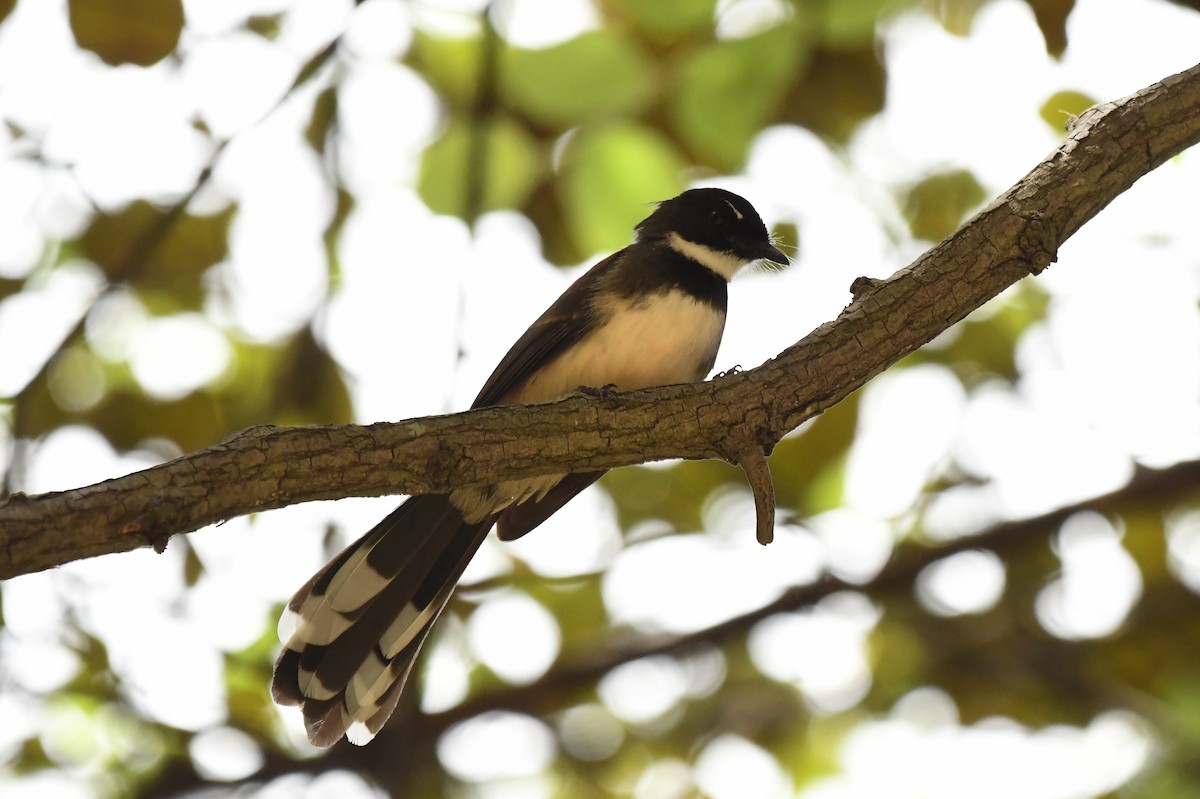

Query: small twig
left=735, top=445, right=776, bottom=545
left=849, top=275, right=883, bottom=303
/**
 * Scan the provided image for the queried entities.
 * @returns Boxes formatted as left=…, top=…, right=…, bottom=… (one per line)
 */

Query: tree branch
left=2, top=62, right=1199, bottom=580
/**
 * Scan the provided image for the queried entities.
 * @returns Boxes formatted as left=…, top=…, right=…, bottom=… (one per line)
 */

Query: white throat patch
left=667, top=232, right=749, bottom=280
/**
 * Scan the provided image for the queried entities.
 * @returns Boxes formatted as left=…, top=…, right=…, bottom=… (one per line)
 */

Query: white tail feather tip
left=346, top=721, right=377, bottom=746
left=277, top=607, right=299, bottom=643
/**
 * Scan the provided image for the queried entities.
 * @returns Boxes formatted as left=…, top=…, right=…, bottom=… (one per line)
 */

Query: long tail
left=272, top=495, right=491, bottom=747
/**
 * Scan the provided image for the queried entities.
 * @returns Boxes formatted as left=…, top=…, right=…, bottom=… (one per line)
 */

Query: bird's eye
left=710, top=210, right=728, bottom=228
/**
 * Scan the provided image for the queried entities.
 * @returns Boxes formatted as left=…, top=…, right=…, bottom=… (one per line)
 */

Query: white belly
left=516, top=290, right=726, bottom=402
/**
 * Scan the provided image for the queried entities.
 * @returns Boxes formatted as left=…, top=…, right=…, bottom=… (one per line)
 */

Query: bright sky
left=1, top=0, right=1199, bottom=796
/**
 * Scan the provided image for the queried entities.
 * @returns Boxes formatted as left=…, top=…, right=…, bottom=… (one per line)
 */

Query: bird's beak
left=756, top=241, right=790, bottom=266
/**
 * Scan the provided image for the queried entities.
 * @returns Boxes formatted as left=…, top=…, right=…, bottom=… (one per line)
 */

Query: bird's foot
left=573, top=383, right=619, bottom=400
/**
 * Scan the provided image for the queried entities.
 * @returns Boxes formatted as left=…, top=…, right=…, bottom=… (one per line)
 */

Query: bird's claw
left=573, top=383, right=619, bottom=400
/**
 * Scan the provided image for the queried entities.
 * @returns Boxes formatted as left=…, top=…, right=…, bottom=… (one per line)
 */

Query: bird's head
left=636, top=188, right=789, bottom=279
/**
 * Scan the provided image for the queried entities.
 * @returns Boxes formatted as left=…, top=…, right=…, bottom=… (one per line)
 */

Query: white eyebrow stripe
left=724, top=200, right=743, bottom=220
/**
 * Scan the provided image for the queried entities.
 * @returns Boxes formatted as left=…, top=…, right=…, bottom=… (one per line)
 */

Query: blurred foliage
left=907, top=282, right=1051, bottom=384
left=937, top=0, right=1077, bottom=55
left=418, top=113, right=545, bottom=216
left=18, top=323, right=351, bottom=453
left=79, top=202, right=236, bottom=312
left=404, top=0, right=898, bottom=262
left=67, top=0, right=184, bottom=67
left=501, top=31, right=659, bottom=127
left=901, top=168, right=988, bottom=243
left=1021, top=0, right=1075, bottom=56
left=783, top=46, right=887, bottom=142
left=670, top=20, right=810, bottom=169
left=3, top=1, right=1200, bottom=798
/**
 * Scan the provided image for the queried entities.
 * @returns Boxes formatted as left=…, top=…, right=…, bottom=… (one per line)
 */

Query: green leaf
left=11, top=737, right=53, bottom=775
left=1121, top=510, right=1167, bottom=581
left=804, top=0, right=912, bottom=46
left=931, top=0, right=990, bottom=37
left=182, top=538, right=204, bottom=587
left=771, top=394, right=859, bottom=516
left=407, top=30, right=485, bottom=110
left=526, top=578, right=607, bottom=653
left=783, top=46, right=886, bottom=142
left=604, top=466, right=671, bottom=533
left=245, top=13, right=284, bottom=40
left=604, top=0, right=718, bottom=39
left=80, top=201, right=159, bottom=280
left=130, top=327, right=350, bottom=444
left=671, top=21, right=808, bottom=170
left=304, top=86, right=338, bottom=155
left=417, top=115, right=544, bottom=218
left=502, top=32, right=658, bottom=129
left=86, top=387, right=226, bottom=452
left=559, top=122, right=687, bottom=257
left=605, top=460, right=740, bottom=534
left=771, top=221, right=799, bottom=259
left=523, top=181, right=583, bottom=266
left=68, top=632, right=113, bottom=697
left=324, top=189, right=355, bottom=286
left=1021, top=0, right=1076, bottom=57
left=68, top=0, right=183, bottom=67
left=1039, top=89, right=1097, bottom=132
left=293, top=40, right=337, bottom=92
left=908, top=283, right=1049, bottom=384
left=80, top=201, right=237, bottom=311
left=901, top=168, right=987, bottom=243
left=0, top=275, right=24, bottom=303
left=267, top=325, right=353, bottom=426
left=46, top=345, right=107, bottom=414
left=224, top=651, right=279, bottom=736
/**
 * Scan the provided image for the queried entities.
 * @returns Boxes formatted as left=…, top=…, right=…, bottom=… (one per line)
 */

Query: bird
left=271, top=187, right=788, bottom=747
